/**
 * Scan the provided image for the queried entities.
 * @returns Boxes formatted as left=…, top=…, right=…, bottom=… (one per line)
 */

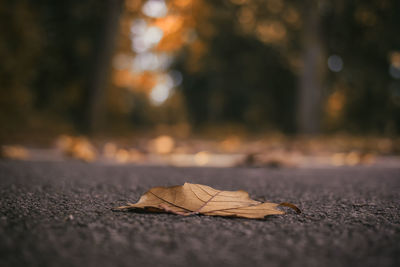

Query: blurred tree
left=174, top=0, right=297, bottom=132
left=296, top=0, right=326, bottom=134
left=0, top=0, right=42, bottom=133
left=83, top=0, right=124, bottom=133
left=0, top=0, right=125, bottom=136
left=1, top=0, right=400, bottom=139
left=173, top=0, right=400, bottom=134
left=322, top=0, right=400, bottom=134
left=33, top=0, right=124, bottom=133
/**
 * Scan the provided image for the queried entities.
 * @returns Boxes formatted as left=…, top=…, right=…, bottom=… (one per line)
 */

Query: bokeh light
left=131, top=24, right=164, bottom=53
left=328, top=55, right=343, bottom=72
left=389, top=65, right=400, bottom=79
left=142, top=0, right=168, bottom=18
left=150, top=73, right=175, bottom=105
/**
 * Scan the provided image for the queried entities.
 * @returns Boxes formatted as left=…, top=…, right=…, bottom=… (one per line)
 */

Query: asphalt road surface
left=1, top=161, right=399, bottom=267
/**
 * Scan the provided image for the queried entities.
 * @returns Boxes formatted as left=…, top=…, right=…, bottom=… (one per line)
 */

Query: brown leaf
left=1, top=145, right=29, bottom=160
left=114, top=183, right=300, bottom=219
left=56, top=135, right=97, bottom=162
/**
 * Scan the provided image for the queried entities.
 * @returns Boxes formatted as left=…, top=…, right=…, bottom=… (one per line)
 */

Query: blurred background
left=1, top=0, right=400, bottom=166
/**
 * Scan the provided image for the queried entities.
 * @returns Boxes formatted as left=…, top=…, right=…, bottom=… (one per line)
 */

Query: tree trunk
left=297, top=1, right=326, bottom=135
left=83, top=0, right=123, bottom=134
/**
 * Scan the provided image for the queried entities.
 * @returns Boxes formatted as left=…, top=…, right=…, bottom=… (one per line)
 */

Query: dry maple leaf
left=114, top=183, right=300, bottom=219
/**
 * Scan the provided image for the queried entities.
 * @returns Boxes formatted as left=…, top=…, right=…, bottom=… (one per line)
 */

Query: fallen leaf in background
left=237, top=152, right=299, bottom=168
left=219, top=135, right=241, bottom=153
left=102, top=142, right=145, bottom=163
left=1, top=145, right=29, bottom=160
left=149, top=135, right=175, bottom=154
left=103, top=142, right=118, bottom=158
left=114, top=183, right=300, bottom=219
left=56, top=135, right=97, bottom=162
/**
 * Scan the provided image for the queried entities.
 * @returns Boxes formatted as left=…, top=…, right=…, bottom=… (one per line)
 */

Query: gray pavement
left=0, top=161, right=400, bottom=267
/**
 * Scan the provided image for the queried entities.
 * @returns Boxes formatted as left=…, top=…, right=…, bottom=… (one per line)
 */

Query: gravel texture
left=0, top=161, right=400, bottom=267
